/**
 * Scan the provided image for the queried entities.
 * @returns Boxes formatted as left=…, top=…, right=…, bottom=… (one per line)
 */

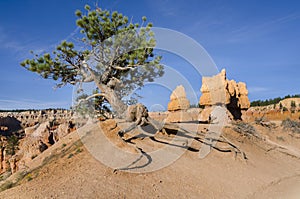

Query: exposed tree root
left=112, top=104, right=249, bottom=171
left=219, top=135, right=247, bottom=160
left=115, top=146, right=152, bottom=172
left=117, top=115, right=247, bottom=162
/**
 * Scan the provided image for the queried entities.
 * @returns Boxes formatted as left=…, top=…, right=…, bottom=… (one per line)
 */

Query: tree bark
left=82, top=61, right=128, bottom=118
left=97, top=83, right=127, bottom=118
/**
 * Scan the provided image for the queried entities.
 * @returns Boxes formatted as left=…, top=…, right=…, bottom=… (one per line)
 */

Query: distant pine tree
left=251, top=94, right=300, bottom=107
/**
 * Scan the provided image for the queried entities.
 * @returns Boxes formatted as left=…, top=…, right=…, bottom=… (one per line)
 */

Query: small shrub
left=281, top=118, right=300, bottom=134
left=75, top=148, right=83, bottom=154
left=5, top=135, right=19, bottom=156
left=255, top=117, right=266, bottom=124
left=291, top=101, right=296, bottom=113
left=15, top=171, right=27, bottom=182
left=0, top=171, right=31, bottom=191
left=25, top=173, right=33, bottom=181
left=291, top=100, right=296, bottom=108
left=255, top=117, right=276, bottom=129
left=0, top=172, right=12, bottom=182
left=0, top=181, right=14, bottom=191
left=233, top=122, right=260, bottom=138
left=68, top=153, right=74, bottom=159
left=276, top=136, right=285, bottom=141
left=280, top=103, right=283, bottom=109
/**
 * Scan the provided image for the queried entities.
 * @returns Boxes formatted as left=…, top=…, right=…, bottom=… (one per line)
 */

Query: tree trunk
left=97, top=83, right=127, bottom=118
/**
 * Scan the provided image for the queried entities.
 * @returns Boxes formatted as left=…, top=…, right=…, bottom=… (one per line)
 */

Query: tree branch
left=77, top=93, right=108, bottom=105
left=111, top=64, right=138, bottom=71
left=81, top=60, right=102, bottom=85
left=82, top=75, right=94, bottom=82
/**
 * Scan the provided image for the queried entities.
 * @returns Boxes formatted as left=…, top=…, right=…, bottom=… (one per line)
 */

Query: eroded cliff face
left=199, top=69, right=250, bottom=120
left=0, top=109, right=73, bottom=127
left=0, top=110, right=74, bottom=175
left=244, top=98, right=300, bottom=122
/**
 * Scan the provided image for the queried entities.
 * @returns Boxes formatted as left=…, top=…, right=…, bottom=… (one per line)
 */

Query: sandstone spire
left=167, top=85, right=190, bottom=111
left=199, top=69, right=250, bottom=119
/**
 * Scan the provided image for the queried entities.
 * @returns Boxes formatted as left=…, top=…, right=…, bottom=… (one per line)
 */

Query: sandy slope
left=0, top=121, right=300, bottom=199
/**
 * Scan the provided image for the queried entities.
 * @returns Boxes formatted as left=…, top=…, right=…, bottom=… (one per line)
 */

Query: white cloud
left=248, top=86, right=269, bottom=93
left=228, top=13, right=300, bottom=43
left=0, top=26, right=24, bottom=51
left=0, top=25, right=80, bottom=61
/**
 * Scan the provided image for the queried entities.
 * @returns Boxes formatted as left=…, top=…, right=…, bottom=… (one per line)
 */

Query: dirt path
left=1, top=122, right=300, bottom=198
left=265, top=136, right=300, bottom=158
left=249, top=174, right=300, bottom=199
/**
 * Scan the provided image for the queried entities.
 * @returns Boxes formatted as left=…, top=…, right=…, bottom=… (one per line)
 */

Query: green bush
left=291, top=100, right=296, bottom=108
left=5, top=135, right=19, bottom=156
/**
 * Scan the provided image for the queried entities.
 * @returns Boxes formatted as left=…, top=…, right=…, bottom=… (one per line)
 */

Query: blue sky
left=0, top=0, right=299, bottom=110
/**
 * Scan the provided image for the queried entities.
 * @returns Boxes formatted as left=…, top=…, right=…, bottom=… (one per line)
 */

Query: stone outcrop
left=12, top=119, right=75, bottom=172
left=167, top=85, right=190, bottom=111
left=54, top=121, right=76, bottom=142
left=15, top=137, right=48, bottom=170
left=166, top=85, right=197, bottom=123
left=199, top=69, right=250, bottom=120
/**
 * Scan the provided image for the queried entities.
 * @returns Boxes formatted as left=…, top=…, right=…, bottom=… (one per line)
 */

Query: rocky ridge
left=0, top=110, right=74, bottom=175
left=199, top=69, right=250, bottom=120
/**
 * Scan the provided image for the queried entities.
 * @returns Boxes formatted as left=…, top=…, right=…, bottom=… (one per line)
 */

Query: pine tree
left=21, top=4, right=163, bottom=118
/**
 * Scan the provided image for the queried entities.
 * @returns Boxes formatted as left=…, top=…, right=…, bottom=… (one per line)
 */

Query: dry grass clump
left=232, top=121, right=261, bottom=138
left=281, top=118, right=300, bottom=134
